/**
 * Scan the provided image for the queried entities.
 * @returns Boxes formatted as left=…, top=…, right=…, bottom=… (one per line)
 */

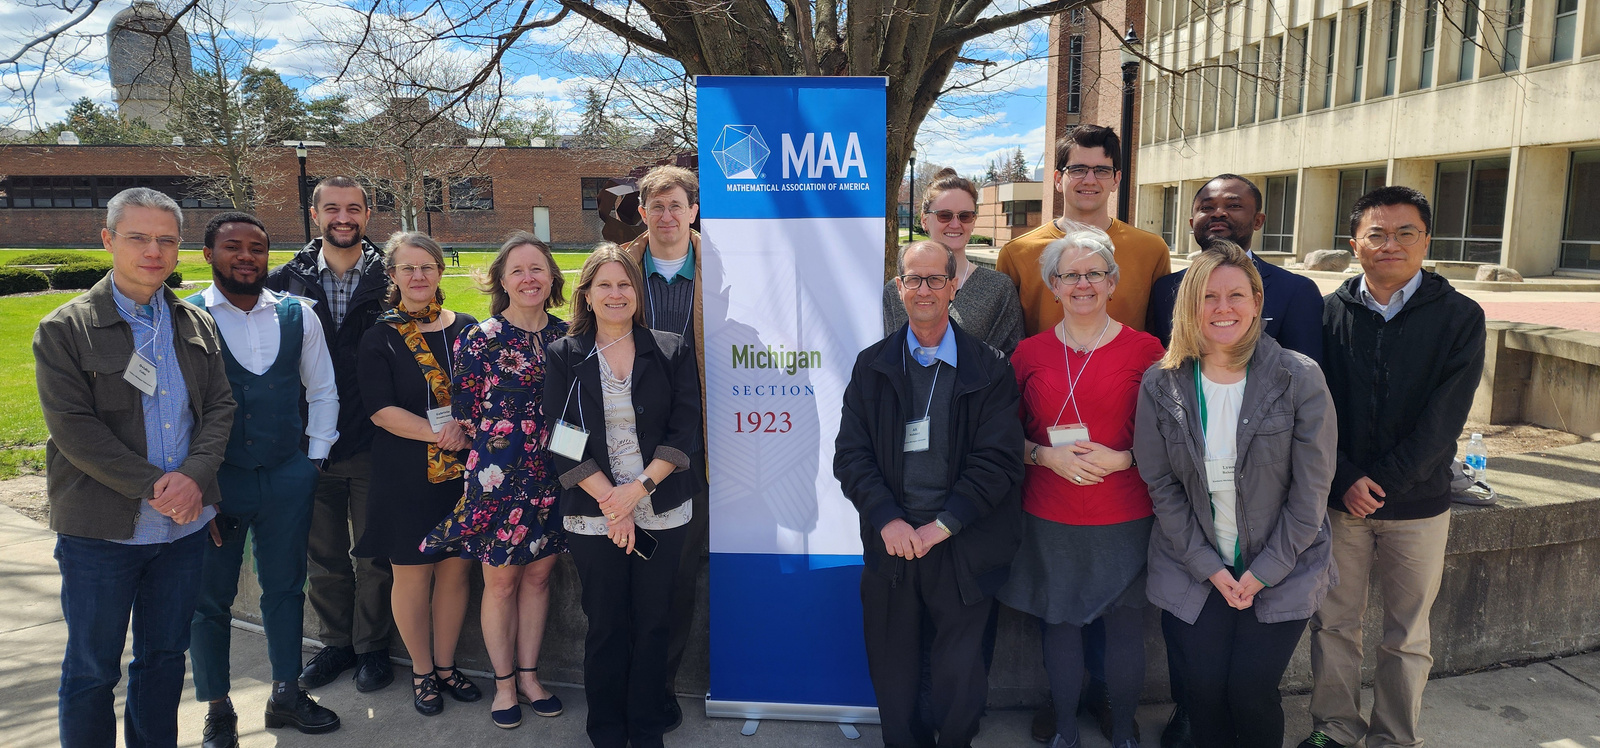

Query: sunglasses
left=925, top=209, right=977, bottom=224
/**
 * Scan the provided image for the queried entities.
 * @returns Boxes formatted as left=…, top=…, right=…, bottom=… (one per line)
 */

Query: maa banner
left=697, top=76, right=887, bottom=721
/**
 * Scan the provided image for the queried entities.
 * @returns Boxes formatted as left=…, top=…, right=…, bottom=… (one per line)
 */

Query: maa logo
left=781, top=133, right=867, bottom=179
left=712, top=125, right=770, bottom=180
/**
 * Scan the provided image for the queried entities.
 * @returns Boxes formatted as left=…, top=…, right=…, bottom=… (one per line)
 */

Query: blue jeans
left=56, top=530, right=206, bottom=748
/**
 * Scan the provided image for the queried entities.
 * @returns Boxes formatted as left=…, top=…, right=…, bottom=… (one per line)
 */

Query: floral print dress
left=423, top=315, right=568, bottom=566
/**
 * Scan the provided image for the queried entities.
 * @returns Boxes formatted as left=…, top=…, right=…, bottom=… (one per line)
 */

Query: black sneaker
left=264, top=689, right=341, bottom=734
left=1296, top=732, right=1347, bottom=748
left=298, top=645, right=356, bottom=690
left=354, top=650, right=394, bottom=692
left=201, top=711, right=239, bottom=748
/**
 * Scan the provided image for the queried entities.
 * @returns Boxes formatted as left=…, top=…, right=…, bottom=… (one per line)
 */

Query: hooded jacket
left=1321, top=271, right=1486, bottom=520
left=265, top=237, right=391, bottom=463
left=833, top=320, right=1025, bottom=606
left=1133, top=335, right=1338, bottom=625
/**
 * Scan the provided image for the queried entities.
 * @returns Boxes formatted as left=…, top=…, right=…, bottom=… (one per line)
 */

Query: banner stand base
left=705, top=698, right=880, bottom=724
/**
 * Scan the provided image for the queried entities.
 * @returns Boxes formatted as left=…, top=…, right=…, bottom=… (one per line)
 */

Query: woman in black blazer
left=543, top=243, right=703, bottom=748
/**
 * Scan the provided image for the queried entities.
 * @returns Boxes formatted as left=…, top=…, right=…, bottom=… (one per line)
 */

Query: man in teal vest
left=187, top=213, right=342, bottom=747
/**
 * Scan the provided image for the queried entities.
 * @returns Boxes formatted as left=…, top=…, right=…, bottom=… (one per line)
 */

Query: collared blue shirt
left=642, top=244, right=696, bottom=283
left=904, top=321, right=958, bottom=369
left=1359, top=269, right=1424, bottom=322
left=109, top=279, right=212, bottom=545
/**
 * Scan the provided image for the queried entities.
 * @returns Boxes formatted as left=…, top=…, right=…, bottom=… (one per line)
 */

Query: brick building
left=975, top=181, right=1045, bottom=244
left=0, top=144, right=659, bottom=248
left=1041, top=1, right=1147, bottom=222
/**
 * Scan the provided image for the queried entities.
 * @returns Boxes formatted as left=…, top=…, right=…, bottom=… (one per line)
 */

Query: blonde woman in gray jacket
left=1131, top=242, right=1337, bottom=748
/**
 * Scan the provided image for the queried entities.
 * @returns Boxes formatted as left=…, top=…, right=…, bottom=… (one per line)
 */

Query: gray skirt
left=998, top=513, right=1154, bottom=626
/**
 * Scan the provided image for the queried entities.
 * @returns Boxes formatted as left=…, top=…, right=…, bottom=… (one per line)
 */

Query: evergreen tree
left=31, top=98, right=164, bottom=145
left=304, top=95, right=350, bottom=143
left=1007, top=147, right=1031, bottom=182
left=240, top=67, right=307, bottom=143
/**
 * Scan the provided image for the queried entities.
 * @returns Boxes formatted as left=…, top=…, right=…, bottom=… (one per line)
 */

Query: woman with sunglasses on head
left=883, top=168, right=1024, bottom=354
left=543, top=244, right=703, bottom=748
left=998, top=228, right=1165, bottom=748
left=421, top=232, right=568, bottom=729
left=352, top=232, right=479, bottom=716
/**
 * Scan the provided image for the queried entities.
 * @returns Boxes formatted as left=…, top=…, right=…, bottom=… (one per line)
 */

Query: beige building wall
left=1133, top=0, right=1600, bottom=275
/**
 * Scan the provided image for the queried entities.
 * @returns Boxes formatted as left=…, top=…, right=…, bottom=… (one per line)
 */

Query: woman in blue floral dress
left=423, top=233, right=567, bottom=728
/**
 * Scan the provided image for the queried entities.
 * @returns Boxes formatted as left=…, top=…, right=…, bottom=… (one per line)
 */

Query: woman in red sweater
left=998, top=226, right=1165, bottom=748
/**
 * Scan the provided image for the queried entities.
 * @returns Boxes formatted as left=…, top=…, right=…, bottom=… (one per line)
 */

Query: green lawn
left=0, top=248, right=590, bottom=477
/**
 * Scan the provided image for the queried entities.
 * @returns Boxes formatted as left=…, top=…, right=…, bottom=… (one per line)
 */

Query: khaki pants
left=1309, top=509, right=1450, bottom=748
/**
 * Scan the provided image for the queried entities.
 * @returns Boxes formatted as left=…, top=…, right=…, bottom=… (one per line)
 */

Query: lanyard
left=901, top=345, right=943, bottom=422
left=557, top=334, right=628, bottom=426
left=113, top=290, right=167, bottom=361
left=1051, top=318, right=1110, bottom=427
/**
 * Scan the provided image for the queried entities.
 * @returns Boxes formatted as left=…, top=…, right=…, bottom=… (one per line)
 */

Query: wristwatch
left=1029, top=444, right=1040, bottom=465
left=639, top=476, right=658, bottom=495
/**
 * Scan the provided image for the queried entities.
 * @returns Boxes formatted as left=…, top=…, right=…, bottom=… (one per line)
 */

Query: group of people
left=36, top=121, right=1485, bottom=748
left=39, top=165, right=709, bottom=748
left=840, top=125, right=1484, bottom=748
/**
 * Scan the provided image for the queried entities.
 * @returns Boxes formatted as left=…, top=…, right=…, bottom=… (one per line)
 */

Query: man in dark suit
left=1143, top=174, right=1325, bottom=748
left=1146, top=174, right=1324, bottom=366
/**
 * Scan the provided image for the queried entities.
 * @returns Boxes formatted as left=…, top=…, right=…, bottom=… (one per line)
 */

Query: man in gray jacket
left=35, top=187, right=235, bottom=747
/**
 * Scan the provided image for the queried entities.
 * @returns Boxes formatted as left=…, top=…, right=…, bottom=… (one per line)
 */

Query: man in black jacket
left=265, top=176, right=397, bottom=694
left=1298, top=186, right=1486, bottom=748
left=835, top=240, right=1024, bottom=748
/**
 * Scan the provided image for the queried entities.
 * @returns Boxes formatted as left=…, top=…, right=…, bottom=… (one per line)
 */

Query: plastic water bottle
left=1464, top=434, right=1488, bottom=485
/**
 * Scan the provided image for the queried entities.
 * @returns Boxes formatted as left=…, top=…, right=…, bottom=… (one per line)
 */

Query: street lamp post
left=1118, top=27, right=1143, bottom=223
left=906, top=147, right=917, bottom=243
left=423, top=170, right=433, bottom=236
left=283, top=140, right=327, bottom=245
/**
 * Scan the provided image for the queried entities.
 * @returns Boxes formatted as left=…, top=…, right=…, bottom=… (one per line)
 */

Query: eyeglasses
left=925, top=209, right=977, bottom=224
left=109, top=230, right=181, bottom=251
left=899, top=274, right=951, bottom=290
left=392, top=263, right=442, bottom=277
left=1359, top=229, right=1425, bottom=249
left=1053, top=270, right=1109, bottom=285
left=1063, top=165, right=1118, bottom=180
left=645, top=203, right=691, bottom=217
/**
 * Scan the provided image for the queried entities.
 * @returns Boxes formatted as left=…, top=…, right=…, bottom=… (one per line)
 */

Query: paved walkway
left=2, top=503, right=1598, bottom=747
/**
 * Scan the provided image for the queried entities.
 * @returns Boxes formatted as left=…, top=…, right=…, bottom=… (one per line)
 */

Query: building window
left=1334, top=168, right=1387, bottom=249
left=1160, top=186, right=1180, bottom=249
left=1265, top=36, right=1284, bottom=119
left=1503, top=0, right=1524, bottom=72
left=1554, top=0, right=1578, bottom=62
left=1001, top=200, right=1041, bottom=227
left=1458, top=0, right=1480, bottom=81
left=365, top=181, right=397, bottom=213
left=1322, top=19, right=1338, bottom=109
left=1352, top=9, right=1368, bottom=103
left=1420, top=1, right=1438, bottom=88
left=1560, top=149, right=1600, bottom=270
left=1067, top=35, right=1084, bottom=114
left=1385, top=0, right=1401, bottom=95
left=0, top=175, right=218, bottom=209
left=1240, top=44, right=1259, bottom=125
left=1262, top=175, right=1299, bottom=253
left=423, top=177, right=444, bottom=213
left=581, top=177, right=606, bottom=211
left=449, top=177, right=494, bottom=211
left=1432, top=157, right=1510, bottom=263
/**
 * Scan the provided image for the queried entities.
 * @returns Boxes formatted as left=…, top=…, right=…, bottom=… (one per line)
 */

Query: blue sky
left=1, top=0, right=1052, bottom=178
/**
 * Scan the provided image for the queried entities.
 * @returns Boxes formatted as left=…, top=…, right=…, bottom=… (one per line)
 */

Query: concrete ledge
left=1476, top=321, right=1600, bottom=438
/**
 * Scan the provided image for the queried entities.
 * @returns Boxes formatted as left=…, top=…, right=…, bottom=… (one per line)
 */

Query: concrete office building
left=1128, top=0, right=1600, bottom=275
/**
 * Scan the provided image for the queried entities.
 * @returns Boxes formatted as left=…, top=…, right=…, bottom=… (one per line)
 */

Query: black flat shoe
left=202, top=711, right=239, bottom=748
left=491, top=671, right=522, bottom=729
left=298, top=645, right=356, bottom=690
left=515, top=666, right=563, bottom=717
left=434, top=665, right=482, bottom=702
left=264, top=689, right=341, bottom=734
left=1161, top=704, right=1195, bottom=748
left=1031, top=703, right=1056, bottom=743
left=411, top=671, right=443, bottom=716
left=355, top=650, right=394, bottom=693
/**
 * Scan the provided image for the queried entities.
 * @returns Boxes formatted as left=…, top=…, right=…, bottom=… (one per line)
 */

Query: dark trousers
left=1162, top=589, right=1309, bottom=748
left=568, top=525, right=689, bottom=748
left=861, top=543, right=993, bottom=748
left=305, top=451, right=393, bottom=653
left=56, top=530, right=207, bottom=748
left=191, top=457, right=319, bottom=699
left=662, top=486, right=708, bottom=697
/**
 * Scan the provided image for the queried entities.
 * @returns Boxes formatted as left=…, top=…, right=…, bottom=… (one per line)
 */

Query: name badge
left=550, top=419, right=590, bottom=461
left=1047, top=424, right=1090, bottom=447
left=123, top=352, right=158, bottom=397
left=1205, top=458, right=1236, bottom=493
left=904, top=418, right=930, bottom=453
left=426, top=406, right=454, bottom=433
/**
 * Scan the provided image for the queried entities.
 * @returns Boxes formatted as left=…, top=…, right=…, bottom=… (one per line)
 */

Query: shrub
left=0, top=266, right=51, bottom=295
left=165, top=270, right=183, bottom=288
left=49, top=261, right=113, bottom=290
left=5, top=250, right=100, bottom=266
left=970, top=234, right=993, bottom=246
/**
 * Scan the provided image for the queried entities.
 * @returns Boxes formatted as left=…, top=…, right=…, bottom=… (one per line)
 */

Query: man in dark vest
left=188, top=213, right=342, bottom=747
left=266, top=177, right=397, bottom=692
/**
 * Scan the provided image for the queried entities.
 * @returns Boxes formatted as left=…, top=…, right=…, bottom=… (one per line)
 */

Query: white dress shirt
left=1358, top=270, right=1424, bottom=322
left=198, top=286, right=340, bottom=459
